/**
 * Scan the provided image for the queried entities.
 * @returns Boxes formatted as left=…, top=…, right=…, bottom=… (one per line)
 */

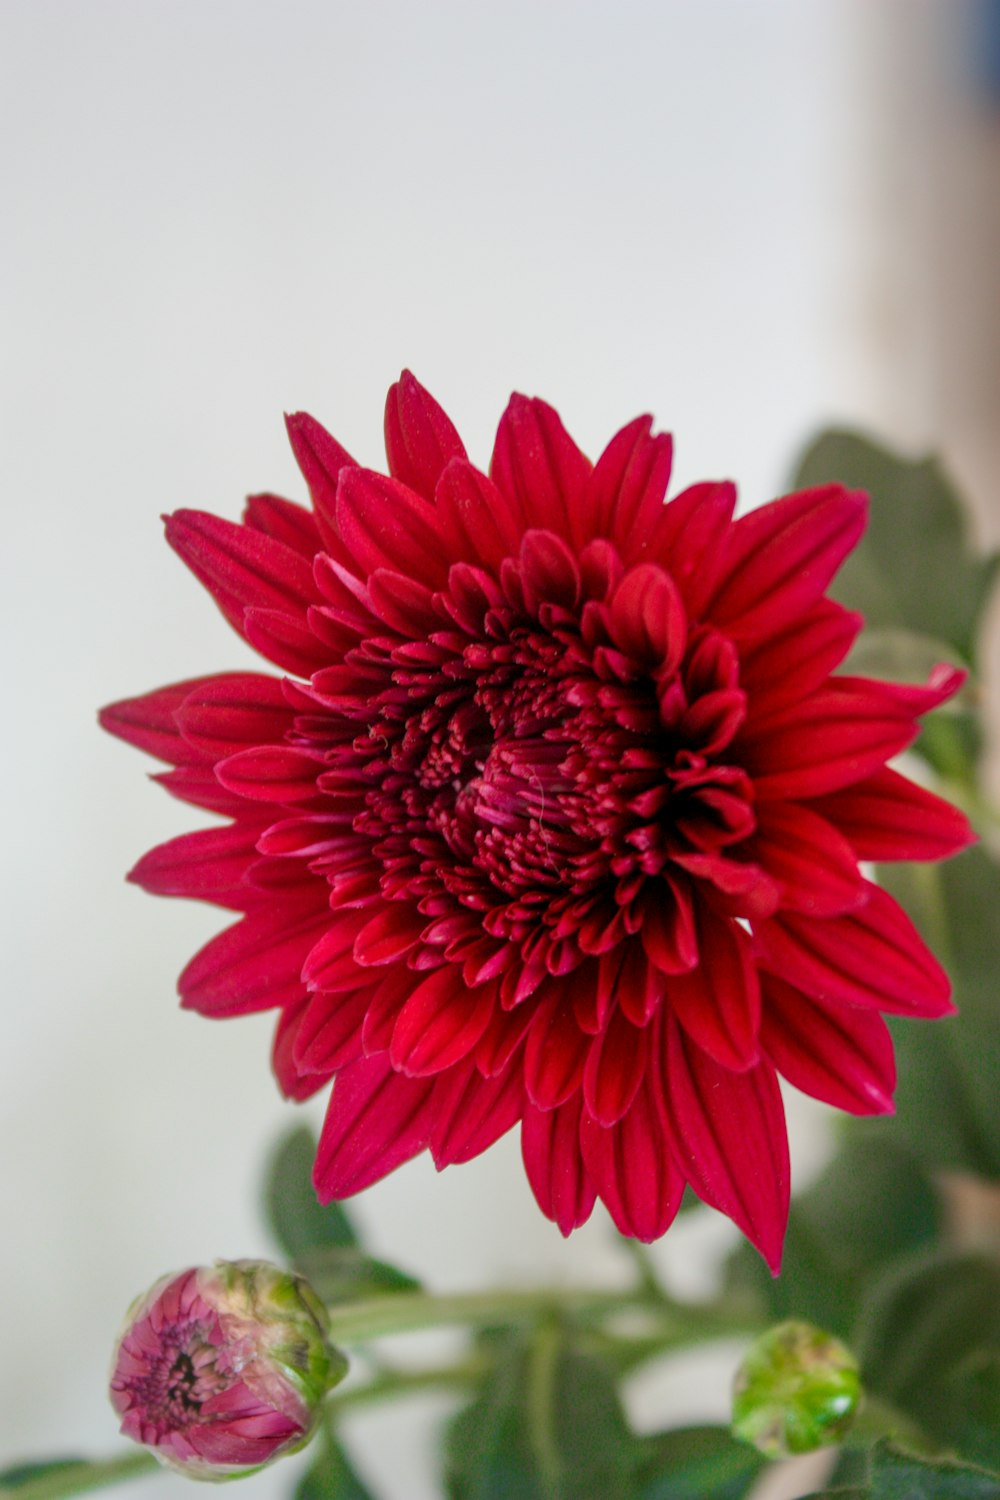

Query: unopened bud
left=731, top=1319, right=861, bottom=1457
left=110, top=1259, right=347, bottom=1480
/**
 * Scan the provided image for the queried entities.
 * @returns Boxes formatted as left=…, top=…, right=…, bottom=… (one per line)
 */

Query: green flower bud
left=731, top=1319, right=862, bottom=1457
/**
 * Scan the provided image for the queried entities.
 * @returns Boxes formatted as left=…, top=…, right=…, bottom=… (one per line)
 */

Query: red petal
left=582, top=1007, right=648, bottom=1126
left=608, top=564, right=686, bottom=674
left=292, top=989, right=370, bottom=1076
left=99, top=678, right=217, bottom=765
left=390, top=968, right=496, bottom=1077
left=383, top=370, right=467, bottom=502
left=164, top=509, right=318, bottom=640
left=490, top=394, right=592, bottom=541
left=242, top=605, right=331, bottom=677
left=335, top=468, right=446, bottom=586
left=153, top=765, right=251, bottom=816
left=647, top=481, right=736, bottom=613
left=314, top=1053, right=436, bottom=1199
left=521, top=1093, right=597, bottom=1235
left=429, top=1058, right=524, bottom=1167
left=242, top=492, right=322, bottom=556
left=128, top=822, right=264, bottom=909
left=639, top=876, right=699, bottom=975
left=475, top=1003, right=534, bottom=1076
left=353, top=905, right=425, bottom=967
left=739, top=600, right=862, bottom=719
left=519, top=529, right=581, bottom=612
left=284, top=410, right=358, bottom=557
left=580, top=1069, right=685, bottom=1241
left=301, top=911, right=372, bottom=994
left=173, top=673, right=293, bottom=759
left=668, top=907, right=761, bottom=1070
left=706, top=485, right=867, bottom=645
left=760, top=973, right=896, bottom=1115
left=754, top=882, right=954, bottom=1018
left=737, top=680, right=923, bottom=799
left=215, top=745, right=321, bottom=803
left=272, top=1001, right=329, bottom=1101
left=665, top=1020, right=789, bottom=1273
left=749, top=800, right=866, bottom=916
left=523, top=988, right=590, bottom=1109
left=811, top=766, right=976, bottom=861
left=433, top=458, right=523, bottom=572
left=585, top=415, right=673, bottom=550
left=179, top=900, right=330, bottom=1017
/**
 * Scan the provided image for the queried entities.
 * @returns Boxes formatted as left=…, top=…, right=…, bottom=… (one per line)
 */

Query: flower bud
left=110, top=1259, right=347, bottom=1481
left=731, top=1319, right=862, bottom=1457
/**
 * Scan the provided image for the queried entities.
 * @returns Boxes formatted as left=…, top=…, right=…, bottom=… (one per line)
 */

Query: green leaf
left=445, top=1330, right=638, bottom=1500
left=0, top=1453, right=156, bottom=1499
left=879, top=847, right=1000, bottom=1182
left=293, top=1243, right=421, bottom=1303
left=870, top=1441, right=1000, bottom=1498
left=727, top=1134, right=940, bottom=1340
left=790, top=429, right=999, bottom=667
left=294, top=1431, right=377, bottom=1500
left=634, top=1425, right=766, bottom=1499
left=797, top=1490, right=867, bottom=1499
left=265, top=1125, right=359, bottom=1261
left=857, top=1253, right=1000, bottom=1468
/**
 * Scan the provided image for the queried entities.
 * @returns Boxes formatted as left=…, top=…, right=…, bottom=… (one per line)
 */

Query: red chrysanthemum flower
left=101, top=374, right=973, bottom=1271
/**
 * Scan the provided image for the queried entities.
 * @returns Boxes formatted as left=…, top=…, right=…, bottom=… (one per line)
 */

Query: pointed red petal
left=242, top=492, right=321, bottom=556
left=582, top=1007, right=648, bottom=1126
left=429, top=1058, right=525, bottom=1167
left=284, top=410, right=357, bottom=556
left=215, top=745, right=321, bottom=803
left=314, top=1053, right=436, bottom=1199
left=128, top=822, right=264, bottom=908
left=668, top=908, right=761, bottom=1071
left=580, top=1068, right=685, bottom=1241
left=433, top=458, right=523, bottom=572
left=754, top=882, right=954, bottom=1017
left=334, top=468, right=446, bottom=585
left=608, top=564, right=686, bottom=674
left=521, top=1093, right=597, bottom=1235
left=811, top=766, right=976, bottom=861
left=292, top=989, right=370, bottom=1076
left=164, top=509, right=318, bottom=640
left=707, top=485, right=867, bottom=645
left=353, top=905, right=425, bottom=967
left=390, top=968, right=496, bottom=1077
left=665, top=1020, right=789, bottom=1273
left=99, top=678, right=218, bottom=764
left=383, top=370, right=467, bottom=502
left=271, top=1001, right=329, bottom=1101
left=647, top=481, right=736, bottom=613
left=490, top=394, right=591, bottom=540
left=585, top=415, right=673, bottom=551
left=242, top=605, right=330, bottom=677
left=173, top=673, right=293, bottom=759
left=523, top=988, right=590, bottom=1109
left=760, top=973, right=896, bottom=1115
left=749, top=800, right=866, bottom=917
left=739, top=600, right=862, bottom=719
left=179, top=899, right=330, bottom=1017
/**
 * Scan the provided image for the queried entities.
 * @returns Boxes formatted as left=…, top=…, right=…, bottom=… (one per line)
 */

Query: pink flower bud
left=109, top=1259, right=346, bottom=1481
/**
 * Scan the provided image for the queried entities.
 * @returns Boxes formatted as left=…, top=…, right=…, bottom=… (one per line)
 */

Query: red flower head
left=101, top=375, right=973, bottom=1271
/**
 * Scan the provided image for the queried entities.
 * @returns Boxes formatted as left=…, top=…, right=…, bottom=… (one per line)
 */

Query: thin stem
left=328, top=1355, right=490, bottom=1412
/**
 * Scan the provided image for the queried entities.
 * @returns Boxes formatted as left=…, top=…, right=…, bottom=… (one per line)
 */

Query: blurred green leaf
left=0, top=1454, right=155, bottom=1498
left=0, top=1466, right=86, bottom=1488
left=879, top=847, right=1000, bottom=1182
left=727, top=1134, right=940, bottom=1340
left=292, top=1243, right=421, bottom=1302
left=790, top=430, right=999, bottom=667
left=869, top=1441, right=1000, bottom=1498
left=445, top=1330, right=637, bottom=1500
left=634, top=1425, right=766, bottom=1499
left=294, top=1431, right=377, bottom=1500
left=265, top=1125, right=359, bottom=1261
left=857, top=1254, right=1000, bottom=1468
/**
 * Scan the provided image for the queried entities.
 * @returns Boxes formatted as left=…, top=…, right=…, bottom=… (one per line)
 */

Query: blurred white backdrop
left=2, top=3, right=991, bottom=1497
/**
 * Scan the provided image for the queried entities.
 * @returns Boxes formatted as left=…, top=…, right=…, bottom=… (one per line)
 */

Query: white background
left=1, top=4, right=991, bottom=1497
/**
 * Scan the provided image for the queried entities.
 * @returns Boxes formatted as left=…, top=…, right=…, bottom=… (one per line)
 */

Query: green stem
left=329, top=1355, right=489, bottom=1411
left=850, top=1393, right=936, bottom=1454
left=0, top=1453, right=159, bottom=1500
left=321, top=1284, right=758, bottom=1347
